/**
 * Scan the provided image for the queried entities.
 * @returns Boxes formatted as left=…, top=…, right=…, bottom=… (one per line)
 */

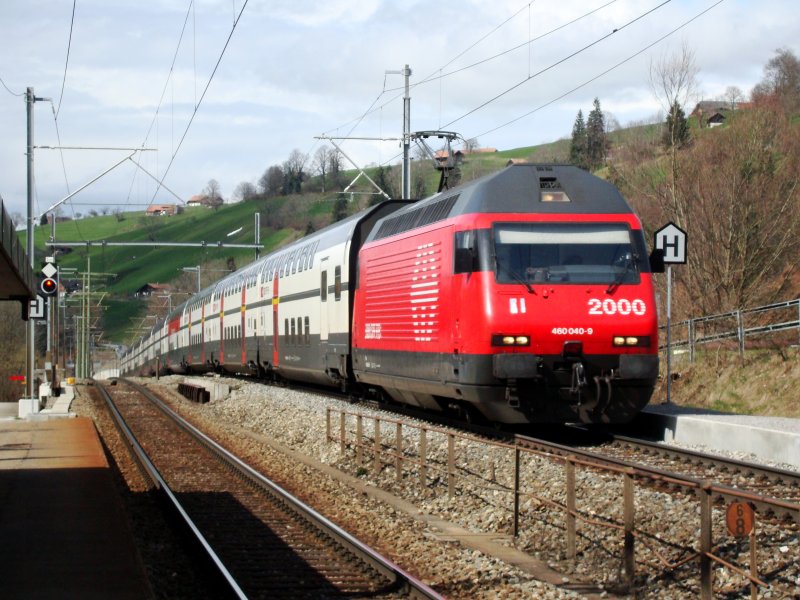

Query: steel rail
left=607, top=431, right=800, bottom=486
left=514, top=433, right=800, bottom=523
left=119, top=377, right=443, bottom=600
left=94, top=380, right=247, bottom=599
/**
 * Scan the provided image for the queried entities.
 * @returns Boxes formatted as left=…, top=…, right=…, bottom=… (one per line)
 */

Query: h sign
left=654, top=222, right=687, bottom=264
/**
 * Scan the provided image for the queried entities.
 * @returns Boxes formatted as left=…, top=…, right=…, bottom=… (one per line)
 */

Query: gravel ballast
left=83, top=377, right=800, bottom=598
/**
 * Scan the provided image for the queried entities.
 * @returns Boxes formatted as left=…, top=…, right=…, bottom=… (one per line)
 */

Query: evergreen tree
left=663, top=101, right=690, bottom=148
left=332, top=194, right=348, bottom=222
left=569, top=110, right=588, bottom=168
left=586, top=98, right=607, bottom=170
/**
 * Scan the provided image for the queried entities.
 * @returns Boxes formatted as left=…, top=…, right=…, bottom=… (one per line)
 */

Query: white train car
left=124, top=200, right=410, bottom=389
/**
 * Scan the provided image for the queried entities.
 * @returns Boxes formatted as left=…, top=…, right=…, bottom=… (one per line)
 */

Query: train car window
left=291, top=318, right=296, bottom=345
left=334, top=266, right=342, bottom=301
left=454, top=230, right=479, bottom=274
left=284, top=318, right=289, bottom=344
left=320, top=271, right=328, bottom=302
left=493, top=222, right=641, bottom=286
left=304, top=316, right=310, bottom=345
left=298, top=317, right=303, bottom=342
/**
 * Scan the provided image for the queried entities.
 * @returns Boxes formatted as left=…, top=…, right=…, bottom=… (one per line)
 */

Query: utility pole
left=386, top=65, right=412, bottom=199
left=26, top=87, right=49, bottom=401
left=402, top=64, right=412, bottom=200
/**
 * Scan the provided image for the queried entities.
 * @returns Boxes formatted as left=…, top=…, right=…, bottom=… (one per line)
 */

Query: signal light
left=40, top=277, right=58, bottom=296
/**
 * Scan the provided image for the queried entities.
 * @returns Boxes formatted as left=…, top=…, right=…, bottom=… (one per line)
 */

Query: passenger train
left=121, top=164, right=661, bottom=424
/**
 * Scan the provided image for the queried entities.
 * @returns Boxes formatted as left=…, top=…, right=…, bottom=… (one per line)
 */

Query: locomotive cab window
left=493, top=223, right=645, bottom=285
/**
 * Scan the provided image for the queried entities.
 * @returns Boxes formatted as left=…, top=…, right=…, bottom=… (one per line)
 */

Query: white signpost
left=654, top=222, right=688, bottom=404
left=29, top=295, right=46, bottom=320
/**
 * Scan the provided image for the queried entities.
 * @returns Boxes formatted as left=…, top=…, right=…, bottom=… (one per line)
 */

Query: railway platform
left=636, top=403, right=800, bottom=469
left=0, top=415, right=152, bottom=599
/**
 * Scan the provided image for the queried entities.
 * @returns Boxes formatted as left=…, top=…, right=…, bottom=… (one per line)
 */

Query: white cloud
left=1, top=0, right=798, bottom=215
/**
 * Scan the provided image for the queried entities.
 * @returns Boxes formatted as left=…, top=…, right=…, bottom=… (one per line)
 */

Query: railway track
left=588, top=431, right=800, bottom=503
left=352, top=392, right=800, bottom=520
left=96, top=379, right=441, bottom=600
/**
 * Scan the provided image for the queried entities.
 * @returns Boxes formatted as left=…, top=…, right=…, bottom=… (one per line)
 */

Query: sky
left=0, top=0, right=797, bottom=222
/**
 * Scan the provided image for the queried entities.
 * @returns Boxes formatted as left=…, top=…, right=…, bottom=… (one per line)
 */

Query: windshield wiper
left=606, top=253, right=638, bottom=293
left=495, top=259, right=535, bottom=294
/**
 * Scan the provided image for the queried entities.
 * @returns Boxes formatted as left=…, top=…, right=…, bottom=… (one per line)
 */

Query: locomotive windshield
left=493, top=222, right=643, bottom=285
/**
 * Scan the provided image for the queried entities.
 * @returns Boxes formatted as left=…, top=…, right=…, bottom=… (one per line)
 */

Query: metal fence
left=326, top=407, right=799, bottom=599
left=662, top=298, right=800, bottom=360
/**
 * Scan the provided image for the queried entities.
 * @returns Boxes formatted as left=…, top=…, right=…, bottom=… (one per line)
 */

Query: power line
left=472, top=0, right=728, bottom=140
left=0, top=75, right=24, bottom=97
left=148, top=0, right=250, bottom=205
left=441, top=0, right=672, bottom=130
left=55, top=0, right=77, bottom=119
left=125, top=0, right=195, bottom=210
left=402, top=0, right=620, bottom=92
left=321, top=1, right=537, bottom=139
left=322, top=0, right=620, bottom=142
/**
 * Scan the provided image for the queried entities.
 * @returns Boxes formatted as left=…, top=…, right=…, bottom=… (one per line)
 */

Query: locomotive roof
left=368, top=164, right=637, bottom=242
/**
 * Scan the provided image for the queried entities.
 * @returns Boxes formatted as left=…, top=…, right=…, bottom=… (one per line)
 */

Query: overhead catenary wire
left=471, top=0, right=727, bottom=140
left=377, top=0, right=726, bottom=168
left=0, top=75, right=24, bottom=97
left=55, top=0, right=77, bottom=119
left=147, top=0, right=250, bottom=206
left=125, top=0, right=196, bottom=209
left=440, top=0, right=672, bottom=131
left=323, top=0, right=620, bottom=140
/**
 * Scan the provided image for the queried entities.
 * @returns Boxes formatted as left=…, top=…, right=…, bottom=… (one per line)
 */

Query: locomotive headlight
left=492, top=334, right=531, bottom=346
left=613, top=336, right=650, bottom=347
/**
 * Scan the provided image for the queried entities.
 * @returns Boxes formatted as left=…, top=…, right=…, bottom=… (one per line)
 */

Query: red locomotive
left=122, top=164, right=660, bottom=424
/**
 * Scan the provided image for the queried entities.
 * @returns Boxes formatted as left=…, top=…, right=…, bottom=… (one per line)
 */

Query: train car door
left=240, top=286, right=247, bottom=365
left=319, top=257, right=329, bottom=342
left=272, top=276, right=279, bottom=367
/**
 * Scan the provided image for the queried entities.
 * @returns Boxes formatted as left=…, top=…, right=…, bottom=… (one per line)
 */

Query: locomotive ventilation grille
left=374, top=194, right=459, bottom=240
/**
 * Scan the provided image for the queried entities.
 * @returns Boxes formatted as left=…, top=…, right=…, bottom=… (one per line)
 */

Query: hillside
left=25, top=139, right=573, bottom=345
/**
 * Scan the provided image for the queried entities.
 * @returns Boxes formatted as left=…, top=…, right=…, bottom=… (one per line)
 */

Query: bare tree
left=751, top=47, right=800, bottom=113
left=327, top=149, right=343, bottom=188
left=723, top=85, right=745, bottom=110
left=613, top=103, right=800, bottom=317
left=463, top=137, right=479, bottom=153
left=258, top=165, right=284, bottom=197
left=648, top=41, right=699, bottom=227
left=233, top=181, right=258, bottom=202
left=283, top=149, right=308, bottom=195
left=202, top=179, right=224, bottom=209
left=649, top=41, right=699, bottom=117
left=112, top=208, right=125, bottom=222
left=312, top=146, right=331, bottom=193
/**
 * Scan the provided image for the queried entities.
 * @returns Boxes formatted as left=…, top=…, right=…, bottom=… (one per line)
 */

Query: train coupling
left=505, top=378, right=520, bottom=408
left=570, top=362, right=587, bottom=397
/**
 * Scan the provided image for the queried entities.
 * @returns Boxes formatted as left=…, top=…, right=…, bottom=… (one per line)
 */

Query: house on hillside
left=134, top=283, right=172, bottom=298
left=467, top=147, right=498, bottom=154
left=186, top=194, right=205, bottom=208
left=433, top=149, right=464, bottom=168
left=145, top=204, right=178, bottom=216
left=691, top=100, right=751, bottom=128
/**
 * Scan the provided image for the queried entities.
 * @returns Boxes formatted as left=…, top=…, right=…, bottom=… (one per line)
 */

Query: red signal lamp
left=40, top=277, right=57, bottom=296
